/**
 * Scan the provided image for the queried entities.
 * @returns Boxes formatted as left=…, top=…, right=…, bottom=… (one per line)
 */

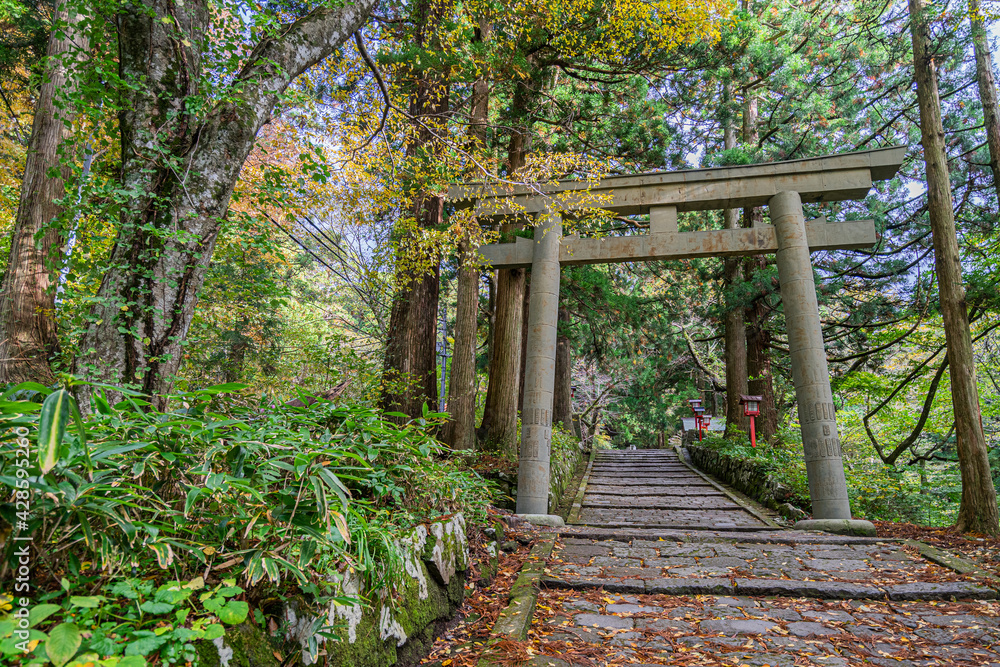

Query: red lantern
left=693, top=406, right=705, bottom=441
left=740, top=395, right=763, bottom=447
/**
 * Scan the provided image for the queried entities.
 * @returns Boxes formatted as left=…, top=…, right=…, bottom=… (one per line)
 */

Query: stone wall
left=684, top=445, right=809, bottom=521
left=548, top=439, right=585, bottom=511
left=486, top=439, right=585, bottom=513
left=198, top=514, right=470, bottom=667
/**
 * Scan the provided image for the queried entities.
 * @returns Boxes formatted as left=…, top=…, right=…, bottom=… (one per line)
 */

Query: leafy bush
left=697, top=429, right=963, bottom=524
left=0, top=381, right=496, bottom=666
left=1, top=577, right=253, bottom=667
left=697, top=432, right=811, bottom=506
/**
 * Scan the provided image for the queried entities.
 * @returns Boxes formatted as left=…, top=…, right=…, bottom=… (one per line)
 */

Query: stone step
left=578, top=507, right=766, bottom=527
left=595, top=456, right=677, bottom=460
left=580, top=489, right=727, bottom=497
left=584, top=479, right=713, bottom=486
left=588, top=473, right=701, bottom=478
left=583, top=498, right=744, bottom=510
left=588, top=467, right=692, bottom=473
left=574, top=521, right=775, bottom=531
left=539, top=575, right=996, bottom=600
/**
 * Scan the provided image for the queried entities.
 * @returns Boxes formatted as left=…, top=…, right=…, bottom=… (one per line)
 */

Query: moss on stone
left=334, top=611, right=400, bottom=667
left=228, top=624, right=283, bottom=667
left=194, top=622, right=284, bottom=667
left=194, top=515, right=471, bottom=667
left=193, top=637, right=222, bottom=667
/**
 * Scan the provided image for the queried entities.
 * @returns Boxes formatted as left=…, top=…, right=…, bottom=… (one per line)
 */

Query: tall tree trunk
left=741, top=92, right=778, bottom=441
left=73, top=0, right=376, bottom=409
left=0, top=3, right=82, bottom=386
left=486, top=271, right=495, bottom=362
left=442, top=239, right=478, bottom=448
left=721, top=84, right=748, bottom=435
left=479, top=76, right=536, bottom=454
left=909, top=0, right=1000, bottom=534
left=970, top=0, right=1000, bottom=203
left=381, top=199, right=444, bottom=418
left=442, top=18, right=490, bottom=449
left=381, top=0, right=453, bottom=420
left=744, top=265, right=778, bottom=440
left=479, top=264, right=525, bottom=454
left=553, top=301, right=574, bottom=433
left=517, top=276, right=530, bottom=411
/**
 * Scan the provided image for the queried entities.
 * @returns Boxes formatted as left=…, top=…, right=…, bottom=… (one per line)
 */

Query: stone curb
left=566, top=448, right=596, bottom=525
left=568, top=522, right=776, bottom=532
left=903, top=538, right=1000, bottom=587
left=477, top=532, right=558, bottom=667
left=538, top=573, right=998, bottom=601
left=553, top=526, right=889, bottom=545
left=673, top=444, right=783, bottom=529
left=794, top=518, right=877, bottom=537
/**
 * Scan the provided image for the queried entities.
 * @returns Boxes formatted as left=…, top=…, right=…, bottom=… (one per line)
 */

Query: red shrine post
left=741, top=394, right=763, bottom=448
left=688, top=399, right=706, bottom=442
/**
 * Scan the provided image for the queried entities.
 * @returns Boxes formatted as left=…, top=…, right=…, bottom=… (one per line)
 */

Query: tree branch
left=352, top=30, right=391, bottom=154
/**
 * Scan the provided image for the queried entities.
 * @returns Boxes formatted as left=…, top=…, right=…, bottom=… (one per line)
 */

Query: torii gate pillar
left=456, top=147, right=904, bottom=534
left=771, top=191, right=852, bottom=521
left=516, top=213, right=562, bottom=516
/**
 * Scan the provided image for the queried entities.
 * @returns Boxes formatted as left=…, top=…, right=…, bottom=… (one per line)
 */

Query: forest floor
left=421, top=451, right=1000, bottom=667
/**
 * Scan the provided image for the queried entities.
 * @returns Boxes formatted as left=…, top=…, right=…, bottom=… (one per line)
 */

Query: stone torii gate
left=450, top=146, right=905, bottom=534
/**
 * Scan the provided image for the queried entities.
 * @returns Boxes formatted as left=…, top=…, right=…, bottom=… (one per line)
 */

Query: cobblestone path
left=527, top=450, right=1000, bottom=666
left=572, top=450, right=769, bottom=530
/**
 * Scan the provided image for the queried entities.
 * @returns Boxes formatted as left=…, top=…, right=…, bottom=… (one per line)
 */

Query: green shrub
left=0, top=576, right=270, bottom=667
left=0, top=381, right=496, bottom=666
left=698, top=432, right=811, bottom=505
left=698, top=430, right=963, bottom=524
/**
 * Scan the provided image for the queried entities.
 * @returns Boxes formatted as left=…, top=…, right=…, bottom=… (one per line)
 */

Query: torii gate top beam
left=448, top=146, right=906, bottom=218
left=449, top=146, right=906, bottom=269
left=474, top=147, right=908, bottom=524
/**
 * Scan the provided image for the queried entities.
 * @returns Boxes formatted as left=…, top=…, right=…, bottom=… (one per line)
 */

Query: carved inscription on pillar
left=524, top=408, right=551, bottom=428
left=522, top=427, right=539, bottom=460
left=520, top=425, right=550, bottom=461
left=807, top=478, right=850, bottom=500
left=800, top=401, right=835, bottom=424
left=801, top=399, right=842, bottom=462
left=804, top=436, right=843, bottom=461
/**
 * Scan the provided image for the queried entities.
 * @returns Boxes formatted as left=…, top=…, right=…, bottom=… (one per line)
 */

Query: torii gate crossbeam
left=450, top=147, right=906, bottom=535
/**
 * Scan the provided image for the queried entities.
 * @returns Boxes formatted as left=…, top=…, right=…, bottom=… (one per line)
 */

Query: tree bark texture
left=442, top=236, right=479, bottom=448
left=721, top=89, right=748, bottom=435
left=909, top=0, right=1000, bottom=534
left=518, top=276, right=530, bottom=411
left=740, top=92, right=778, bottom=441
left=479, top=76, right=537, bottom=454
left=381, top=199, right=444, bottom=419
left=553, top=302, right=574, bottom=433
left=0, top=3, right=83, bottom=386
left=73, top=0, right=376, bottom=408
left=479, top=264, right=525, bottom=454
left=744, top=254, right=779, bottom=442
left=970, top=0, right=1000, bottom=203
left=442, top=22, right=490, bottom=449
